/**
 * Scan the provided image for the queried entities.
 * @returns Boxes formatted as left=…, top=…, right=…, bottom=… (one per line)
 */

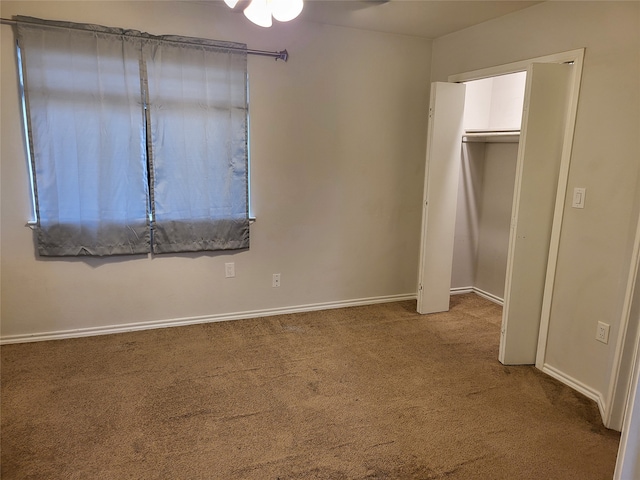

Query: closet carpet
left=1, top=294, right=620, bottom=479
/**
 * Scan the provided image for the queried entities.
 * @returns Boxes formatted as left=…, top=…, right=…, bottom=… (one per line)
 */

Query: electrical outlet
left=596, top=321, right=610, bottom=344
left=272, top=273, right=281, bottom=287
left=225, top=262, right=235, bottom=278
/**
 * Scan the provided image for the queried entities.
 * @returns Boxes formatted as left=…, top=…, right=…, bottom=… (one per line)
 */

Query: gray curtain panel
left=16, top=16, right=249, bottom=256
left=144, top=36, right=250, bottom=253
left=17, top=19, right=150, bottom=256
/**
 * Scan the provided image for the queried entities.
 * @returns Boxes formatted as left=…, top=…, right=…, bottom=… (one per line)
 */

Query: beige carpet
left=1, top=294, right=620, bottom=479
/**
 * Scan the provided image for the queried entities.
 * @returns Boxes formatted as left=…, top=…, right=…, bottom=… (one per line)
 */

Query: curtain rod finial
left=277, top=49, right=288, bottom=62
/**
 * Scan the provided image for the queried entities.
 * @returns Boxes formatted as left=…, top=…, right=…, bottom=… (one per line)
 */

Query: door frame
left=607, top=207, right=640, bottom=430
left=614, top=311, right=640, bottom=478
left=447, top=48, right=585, bottom=370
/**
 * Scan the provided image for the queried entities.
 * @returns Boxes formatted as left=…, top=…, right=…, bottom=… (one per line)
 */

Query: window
left=17, top=17, right=250, bottom=256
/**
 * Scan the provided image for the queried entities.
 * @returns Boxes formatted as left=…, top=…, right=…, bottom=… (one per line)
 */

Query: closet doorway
left=452, top=71, right=526, bottom=306
left=417, top=50, right=585, bottom=366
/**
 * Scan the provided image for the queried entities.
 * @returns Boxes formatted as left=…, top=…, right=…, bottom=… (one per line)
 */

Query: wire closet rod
left=0, top=17, right=289, bottom=61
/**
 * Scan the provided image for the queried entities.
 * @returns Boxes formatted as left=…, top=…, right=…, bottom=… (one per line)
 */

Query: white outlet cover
left=225, top=262, right=235, bottom=278
left=596, top=321, right=610, bottom=344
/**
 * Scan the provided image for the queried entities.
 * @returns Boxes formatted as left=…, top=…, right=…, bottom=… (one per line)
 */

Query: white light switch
left=572, top=187, right=586, bottom=209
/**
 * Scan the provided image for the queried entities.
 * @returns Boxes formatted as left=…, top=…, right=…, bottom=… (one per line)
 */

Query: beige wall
left=451, top=142, right=517, bottom=301
left=451, top=143, right=483, bottom=290
left=473, top=143, right=518, bottom=298
left=433, top=1, right=640, bottom=412
left=0, top=1, right=432, bottom=338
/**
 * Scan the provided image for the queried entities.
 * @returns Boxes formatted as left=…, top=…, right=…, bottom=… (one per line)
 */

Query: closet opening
left=451, top=71, right=527, bottom=306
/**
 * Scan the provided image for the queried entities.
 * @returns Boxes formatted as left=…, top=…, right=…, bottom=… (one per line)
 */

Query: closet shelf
left=462, top=130, right=520, bottom=143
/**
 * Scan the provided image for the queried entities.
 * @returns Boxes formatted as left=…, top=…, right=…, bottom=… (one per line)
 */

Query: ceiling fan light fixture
left=243, top=0, right=273, bottom=27
left=226, top=0, right=304, bottom=27
left=270, top=0, right=304, bottom=22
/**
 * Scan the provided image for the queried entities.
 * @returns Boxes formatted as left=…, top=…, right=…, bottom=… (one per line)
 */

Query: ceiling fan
left=223, top=0, right=302, bottom=26
left=223, top=0, right=391, bottom=28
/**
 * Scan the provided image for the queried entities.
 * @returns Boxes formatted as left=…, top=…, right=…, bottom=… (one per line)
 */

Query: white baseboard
left=541, top=363, right=607, bottom=423
left=0, top=293, right=417, bottom=345
left=450, top=286, right=473, bottom=295
left=451, top=286, right=504, bottom=306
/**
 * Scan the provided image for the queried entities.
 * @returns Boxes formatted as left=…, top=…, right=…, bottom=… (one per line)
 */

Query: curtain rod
left=0, top=17, right=289, bottom=61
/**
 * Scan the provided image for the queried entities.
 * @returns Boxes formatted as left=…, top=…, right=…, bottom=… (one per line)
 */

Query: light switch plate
left=572, top=187, right=586, bottom=209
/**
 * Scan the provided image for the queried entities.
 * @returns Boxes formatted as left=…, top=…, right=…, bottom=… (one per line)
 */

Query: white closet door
left=417, top=82, right=466, bottom=314
left=499, top=63, right=573, bottom=365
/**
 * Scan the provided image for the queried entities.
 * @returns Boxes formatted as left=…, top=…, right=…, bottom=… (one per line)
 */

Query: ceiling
left=300, top=0, right=542, bottom=39
left=210, top=1, right=543, bottom=39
